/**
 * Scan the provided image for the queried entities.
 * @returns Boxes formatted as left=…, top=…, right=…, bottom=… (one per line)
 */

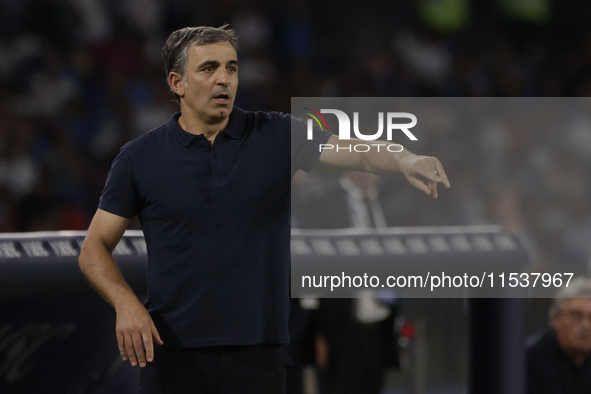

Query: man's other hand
left=116, top=300, right=164, bottom=367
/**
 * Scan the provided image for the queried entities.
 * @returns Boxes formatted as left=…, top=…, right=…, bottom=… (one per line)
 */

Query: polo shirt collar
left=167, top=112, right=195, bottom=147
left=167, top=107, right=246, bottom=146
left=222, top=106, right=246, bottom=139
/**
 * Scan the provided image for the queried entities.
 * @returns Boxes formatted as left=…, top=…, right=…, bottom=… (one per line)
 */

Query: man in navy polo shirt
left=78, top=25, right=450, bottom=394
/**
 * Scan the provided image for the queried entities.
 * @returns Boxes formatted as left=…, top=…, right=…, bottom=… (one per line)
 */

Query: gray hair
left=549, top=277, right=591, bottom=318
left=162, top=24, right=239, bottom=102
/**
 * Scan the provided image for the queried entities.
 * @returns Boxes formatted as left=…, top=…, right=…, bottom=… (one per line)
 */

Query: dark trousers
left=318, top=322, right=388, bottom=394
left=139, top=344, right=293, bottom=394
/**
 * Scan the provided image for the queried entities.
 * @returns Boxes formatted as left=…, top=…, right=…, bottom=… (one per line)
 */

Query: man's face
left=178, top=41, right=238, bottom=123
left=552, top=298, right=591, bottom=357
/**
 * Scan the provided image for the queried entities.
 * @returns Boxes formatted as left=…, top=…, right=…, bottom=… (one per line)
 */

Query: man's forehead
left=563, top=298, right=591, bottom=311
left=188, top=41, right=238, bottom=61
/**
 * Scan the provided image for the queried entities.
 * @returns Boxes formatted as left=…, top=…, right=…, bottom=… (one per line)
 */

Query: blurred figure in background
left=527, top=277, right=591, bottom=394
left=293, top=171, right=401, bottom=394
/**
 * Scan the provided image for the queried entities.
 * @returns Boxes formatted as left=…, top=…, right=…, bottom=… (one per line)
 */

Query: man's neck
left=178, top=112, right=230, bottom=144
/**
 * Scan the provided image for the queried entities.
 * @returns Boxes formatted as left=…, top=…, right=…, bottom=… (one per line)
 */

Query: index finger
left=434, top=160, right=451, bottom=188
left=407, top=173, right=432, bottom=196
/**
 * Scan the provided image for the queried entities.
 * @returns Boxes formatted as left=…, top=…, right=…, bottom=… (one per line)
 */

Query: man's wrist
left=394, top=148, right=414, bottom=174
left=113, top=290, right=141, bottom=313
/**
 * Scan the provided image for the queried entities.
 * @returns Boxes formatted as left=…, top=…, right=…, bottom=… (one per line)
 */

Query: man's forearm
left=79, top=242, right=140, bottom=311
left=315, top=135, right=413, bottom=174
left=316, top=135, right=450, bottom=197
left=359, top=142, right=414, bottom=175
left=79, top=238, right=163, bottom=367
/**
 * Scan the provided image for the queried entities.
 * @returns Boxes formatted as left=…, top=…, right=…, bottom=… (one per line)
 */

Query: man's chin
left=219, top=107, right=232, bottom=118
left=207, top=106, right=232, bottom=122
left=218, top=102, right=234, bottom=113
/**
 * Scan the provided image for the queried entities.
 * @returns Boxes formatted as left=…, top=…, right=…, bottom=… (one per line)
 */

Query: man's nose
left=216, top=69, right=231, bottom=86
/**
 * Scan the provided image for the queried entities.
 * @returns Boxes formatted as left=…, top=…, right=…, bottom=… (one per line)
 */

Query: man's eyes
left=201, top=66, right=237, bottom=72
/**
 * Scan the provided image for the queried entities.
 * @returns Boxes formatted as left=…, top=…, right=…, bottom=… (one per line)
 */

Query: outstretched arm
left=314, top=135, right=451, bottom=198
left=78, top=208, right=163, bottom=368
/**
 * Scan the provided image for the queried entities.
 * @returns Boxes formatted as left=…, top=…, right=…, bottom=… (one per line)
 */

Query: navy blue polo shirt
left=99, top=107, right=330, bottom=348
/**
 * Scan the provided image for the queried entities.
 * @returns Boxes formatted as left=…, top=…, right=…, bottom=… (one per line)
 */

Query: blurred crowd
left=1, top=0, right=591, bottom=274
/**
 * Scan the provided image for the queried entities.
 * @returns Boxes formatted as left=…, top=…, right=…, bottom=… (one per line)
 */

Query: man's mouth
left=213, top=93, right=230, bottom=104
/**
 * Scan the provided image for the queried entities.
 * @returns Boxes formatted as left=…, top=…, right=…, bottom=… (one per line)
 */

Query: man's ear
left=168, top=72, right=185, bottom=98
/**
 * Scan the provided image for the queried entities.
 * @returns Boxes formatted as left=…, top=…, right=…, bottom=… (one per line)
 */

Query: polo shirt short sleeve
left=290, top=115, right=327, bottom=173
left=99, top=107, right=331, bottom=348
left=99, top=146, right=140, bottom=219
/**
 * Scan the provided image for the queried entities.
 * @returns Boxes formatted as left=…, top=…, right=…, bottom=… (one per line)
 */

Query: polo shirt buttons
left=212, top=154, right=217, bottom=160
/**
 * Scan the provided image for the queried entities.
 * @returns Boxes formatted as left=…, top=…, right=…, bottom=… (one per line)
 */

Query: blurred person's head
left=162, top=25, right=240, bottom=124
left=549, top=277, right=591, bottom=366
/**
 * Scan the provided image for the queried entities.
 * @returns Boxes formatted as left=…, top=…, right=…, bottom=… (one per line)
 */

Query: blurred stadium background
left=1, top=0, right=591, bottom=393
